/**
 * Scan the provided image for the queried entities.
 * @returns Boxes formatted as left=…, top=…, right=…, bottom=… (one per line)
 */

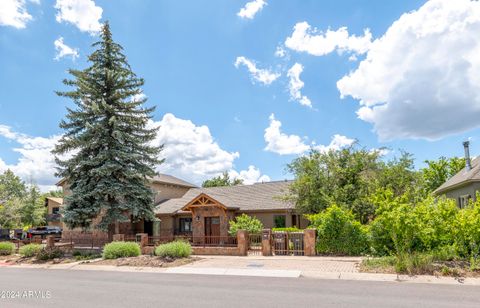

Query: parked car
left=27, top=226, right=62, bottom=239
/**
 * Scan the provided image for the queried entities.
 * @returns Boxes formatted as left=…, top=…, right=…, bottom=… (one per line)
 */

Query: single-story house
left=48, top=174, right=307, bottom=239
left=434, top=141, right=479, bottom=207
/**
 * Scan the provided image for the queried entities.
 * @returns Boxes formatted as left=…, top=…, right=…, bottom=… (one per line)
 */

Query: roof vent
left=463, top=141, right=472, bottom=171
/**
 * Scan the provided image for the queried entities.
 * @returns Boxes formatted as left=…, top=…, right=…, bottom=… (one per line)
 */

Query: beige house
left=49, top=174, right=306, bottom=239
left=44, top=197, right=64, bottom=229
left=434, top=141, right=480, bottom=207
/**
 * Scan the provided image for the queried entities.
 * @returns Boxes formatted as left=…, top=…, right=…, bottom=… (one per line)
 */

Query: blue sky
left=1, top=0, right=480, bottom=190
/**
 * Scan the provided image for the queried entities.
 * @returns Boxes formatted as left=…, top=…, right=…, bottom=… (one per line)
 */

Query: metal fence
left=248, top=233, right=262, bottom=256
left=271, top=231, right=304, bottom=256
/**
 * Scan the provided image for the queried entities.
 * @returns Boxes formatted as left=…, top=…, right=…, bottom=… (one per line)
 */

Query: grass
left=73, top=250, right=102, bottom=261
left=0, top=242, right=15, bottom=256
left=102, top=241, right=141, bottom=259
left=19, top=244, right=43, bottom=257
left=155, top=241, right=192, bottom=258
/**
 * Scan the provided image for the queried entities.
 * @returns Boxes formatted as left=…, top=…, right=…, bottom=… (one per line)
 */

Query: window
left=179, top=218, right=192, bottom=232
left=274, top=215, right=286, bottom=228
left=52, top=207, right=60, bottom=214
left=458, top=195, right=471, bottom=209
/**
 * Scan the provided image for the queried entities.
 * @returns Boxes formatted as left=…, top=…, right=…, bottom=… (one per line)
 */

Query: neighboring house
left=434, top=141, right=479, bottom=207
left=50, top=174, right=305, bottom=239
left=45, top=197, right=64, bottom=229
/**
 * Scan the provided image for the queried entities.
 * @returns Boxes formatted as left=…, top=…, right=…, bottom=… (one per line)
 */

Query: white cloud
left=150, top=113, right=240, bottom=184
left=287, top=63, right=312, bottom=108
left=54, top=37, right=79, bottom=61
left=237, top=0, right=267, bottom=20
left=0, top=0, right=35, bottom=29
left=337, top=0, right=480, bottom=141
left=285, top=21, right=372, bottom=57
left=264, top=114, right=354, bottom=155
left=0, top=125, right=61, bottom=190
left=229, top=165, right=270, bottom=185
left=264, top=114, right=310, bottom=155
left=313, top=134, right=355, bottom=153
left=234, top=56, right=280, bottom=85
left=275, top=46, right=287, bottom=58
left=55, top=0, right=102, bottom=34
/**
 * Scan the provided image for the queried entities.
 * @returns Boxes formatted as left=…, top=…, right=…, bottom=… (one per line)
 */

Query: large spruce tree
left=53, top=22, right=163, bottom=231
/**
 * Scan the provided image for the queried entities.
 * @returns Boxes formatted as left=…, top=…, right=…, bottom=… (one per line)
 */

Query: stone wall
left=192, top=246, right=239, bottom=256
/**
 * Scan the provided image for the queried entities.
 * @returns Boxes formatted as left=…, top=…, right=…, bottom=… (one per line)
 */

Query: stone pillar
left=137, top=233, right=149, bottom=248
left=236, top=230, right=248, bottom=256
left=261, top=229, right=272, bottom=256
left=46, top=235, right=55, bottom=248
left=33, top=236, right=42, bottom=244
left=153, top=219, right=161, bottom=237
left=304, top=229, right=316, bottom=256
left=112, top=234, right=125, bottom=242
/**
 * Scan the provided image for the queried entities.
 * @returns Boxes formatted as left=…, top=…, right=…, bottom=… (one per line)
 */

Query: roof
left=155, top=180, right=293, bottom=215
left=434, top=157, right=480, bottom=194
left=45, top=197, right=63, bottom=206
left=56, top=173, right=197, bottom=188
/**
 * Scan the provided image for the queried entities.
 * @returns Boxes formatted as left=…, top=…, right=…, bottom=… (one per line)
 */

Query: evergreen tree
left=53, top=22, right=163, bottom=231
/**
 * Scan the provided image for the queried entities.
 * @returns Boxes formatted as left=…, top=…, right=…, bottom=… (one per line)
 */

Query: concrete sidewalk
left=3, top=256, right=480, bottom=286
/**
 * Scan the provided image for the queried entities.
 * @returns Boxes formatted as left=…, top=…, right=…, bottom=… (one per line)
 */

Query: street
left=0, top=268, right=479, bottom=307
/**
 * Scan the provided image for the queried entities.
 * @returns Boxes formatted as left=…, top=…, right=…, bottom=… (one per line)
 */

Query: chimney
left=463, top=141, right=472, bottom=171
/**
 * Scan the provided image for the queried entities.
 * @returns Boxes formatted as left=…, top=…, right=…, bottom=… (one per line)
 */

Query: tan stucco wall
left=444, top=182, right=480, bottom=206
left=46, top=199, right=65, bottom=229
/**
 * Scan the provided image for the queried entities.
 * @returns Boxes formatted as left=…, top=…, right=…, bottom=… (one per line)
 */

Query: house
left=50, top=174, right=306, bottom=239
left=434, top=141, right=479, bottom=207
left=45, top=197, right=64, bottom=229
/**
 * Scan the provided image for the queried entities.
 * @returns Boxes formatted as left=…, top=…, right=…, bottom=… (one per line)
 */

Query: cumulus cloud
left=337, top=0, right=480, bottom=141
left=150, top=113, right=240, bottom=184
left=234, top=56, right=280, bottom=85
left=285, top=21, right=372, bottom=57
left=264, top=114, right=354, bottom=155
left=55, top=0, right=102, bottom=34
left=0, top=125, right=61, bottom=191
left=287, top=63, right=312, bottom=108
left=275, top=46, right=287, bottom=58
left=264, top=114, right=310, bottom=155
left=237, top=0, right=267, bottom=19
left=229, top=165, right=270, bottom=184
left=54, top=37, right=79, bottom=61
left=0, top=0, right=36, bottom=29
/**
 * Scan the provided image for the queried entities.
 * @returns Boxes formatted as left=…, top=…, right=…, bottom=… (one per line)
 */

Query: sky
left=1, top=0, right=480, bottom=191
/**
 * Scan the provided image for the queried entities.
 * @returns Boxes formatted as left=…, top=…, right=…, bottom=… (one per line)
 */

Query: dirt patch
left=0, top=254, right=76, bottom=265
left=87, top=255, right=200, bottom=268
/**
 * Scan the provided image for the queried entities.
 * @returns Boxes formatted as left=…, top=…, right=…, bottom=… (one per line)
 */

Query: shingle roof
left=434, top=157, right=480, bottom=194
left=56, top=173, right=197, bottom=188
left=46, top=197, right=64, bottom=204
left=155, top=180, right=293, bottom=214
left=150, top=174, right=197, bottom=188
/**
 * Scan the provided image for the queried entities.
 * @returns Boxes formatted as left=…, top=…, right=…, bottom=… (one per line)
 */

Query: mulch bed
left=0, top=254, right=75, bottom=265
left=86, top=255, right=200, bottom=268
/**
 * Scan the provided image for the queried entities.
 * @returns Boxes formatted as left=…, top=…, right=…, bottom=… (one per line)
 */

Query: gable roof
left=44, top=197, right=63, bottom=207
left=56, top=173, right=197, bottom=188
left=155, top=180, right=293, bottom=214
left=434, top=157, right=480, bottom=194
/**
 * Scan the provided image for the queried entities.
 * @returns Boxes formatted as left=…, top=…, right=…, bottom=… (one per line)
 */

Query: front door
left=205, top=216, right=220, bottom=245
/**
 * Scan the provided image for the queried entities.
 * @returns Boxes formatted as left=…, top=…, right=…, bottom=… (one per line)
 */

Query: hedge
left=19, top=244, right=43, bottom=257
left=0, top=242, right=15, bottom=256
left=102, top=242, right=141, bottom=259
left=155, top=241, right=192, bottom=258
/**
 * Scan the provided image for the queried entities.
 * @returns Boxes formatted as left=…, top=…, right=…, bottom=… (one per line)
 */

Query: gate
left=248, top=233, right=262, bottom=256
left=271, top=231, right=304, bottom=256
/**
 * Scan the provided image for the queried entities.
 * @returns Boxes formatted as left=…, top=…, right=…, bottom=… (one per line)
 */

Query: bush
left=228, top=214, right=263, bottom=235
left=102, top=241, right=141, bottom=259
left=272, top=227, right=302, bottom=232
left=19, top=244, right=43, bottom=257
left=0, top=242, right=15, bottom=256
left=308, top=205, right=369, bottom=256
left=155, top=241, right=192, bottom=258
left=37, top=248, right=64, bottom=261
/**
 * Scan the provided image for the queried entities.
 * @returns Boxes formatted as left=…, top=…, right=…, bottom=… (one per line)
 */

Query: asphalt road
left=0, top=268, right=479, bottom=308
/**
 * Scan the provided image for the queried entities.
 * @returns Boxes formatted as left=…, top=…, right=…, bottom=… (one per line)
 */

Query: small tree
left=21, top=185, right=45, bottom=227
left=202, top=172, right=243, bottom=188
left=228, top=214, right=263, bottom=235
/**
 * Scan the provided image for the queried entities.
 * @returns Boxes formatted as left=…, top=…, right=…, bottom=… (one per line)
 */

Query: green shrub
left=102, top=241, right=141, bottom=259
left=0, top=242, right=15, bottom=256
left=453, top=201, right=480, bottom=260
left=37, top=248, right=64, bottom=261
left=272, top=227, right=302, bottom=232
left=228, top=214, right=263, bottom=235
left=19, top=244, right=43, bottom=257
left=73, top=250, right=101, bottom=261
left=394, top=253, right=435, bottom=274
left=155, top=241, right=192, bottom=258
left=307, top=205, right=369, bottom=256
